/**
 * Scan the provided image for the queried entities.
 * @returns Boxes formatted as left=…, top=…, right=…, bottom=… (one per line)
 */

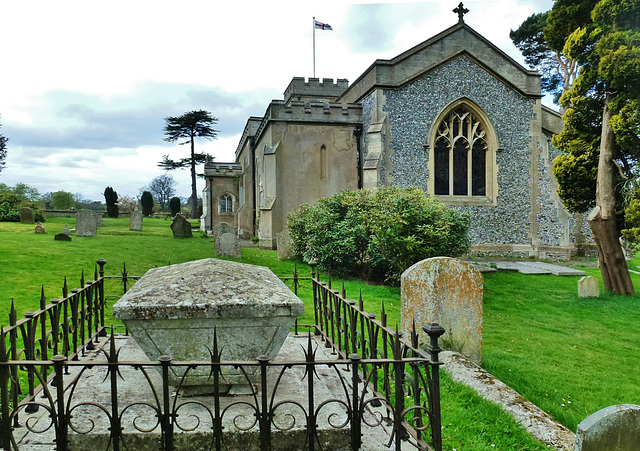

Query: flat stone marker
left=276, top=229, right=295, bottom=260
left=129, top=207, right=143, bottom=231
left=34, top=222, right=45, bottom=233
left=496, top=261, right=550, bottom=274
left=170, top=214, right=192, bottom=238
left=520, top=261, right=586, bottom=276
left=55, top=224, right=72, bottom=241
left=214, top=232, right=241, bottom=258
left=575, top=404, right=640, bottom=451
left=19, top=207, right=34, bottom=223
left=578, top=276, right=599, bottom=298
left=401, top=257, right=483, bottom=364
left=113, top=259, right=304, bottom=393
left=75, top=210, right=97, bottom=237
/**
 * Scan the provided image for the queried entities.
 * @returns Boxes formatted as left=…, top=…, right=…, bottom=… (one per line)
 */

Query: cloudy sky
left=0, top=0, right=554, bottom=202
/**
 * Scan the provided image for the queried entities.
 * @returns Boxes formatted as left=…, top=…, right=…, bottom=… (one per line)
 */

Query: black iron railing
left=1, top=259, right=443, bottom=451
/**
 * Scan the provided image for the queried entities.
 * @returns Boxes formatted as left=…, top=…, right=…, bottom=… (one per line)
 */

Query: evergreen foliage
left=0, top=193, right=45, bottom=222
left=287, top=187, right=470, bottom=285
left=161, top=110, right=218, bottom=218
left=140, top=191, right=154, bottom=216
left=169, top=197, right=181, bottom=217
left=103, top=186, right=119, bottom=218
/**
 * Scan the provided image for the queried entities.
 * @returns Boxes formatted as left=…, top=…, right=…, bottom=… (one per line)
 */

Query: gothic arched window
left=219, top=194, right=233, bottom=214
left=430, top=102, right=496, bottom=204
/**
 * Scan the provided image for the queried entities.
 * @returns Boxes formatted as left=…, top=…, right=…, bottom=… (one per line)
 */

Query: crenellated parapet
left=284, top=77, right=349, bottom=104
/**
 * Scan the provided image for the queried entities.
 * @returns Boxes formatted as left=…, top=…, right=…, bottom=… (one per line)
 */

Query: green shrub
left=141, top=191, right=154, bottom=216
left=287, top=187, right=470, bottom=284
left=169, top=197, right=181, bottom=217
left=0, top=193, right=45, bottom=222
left=103, top=186, right=119, bottom=218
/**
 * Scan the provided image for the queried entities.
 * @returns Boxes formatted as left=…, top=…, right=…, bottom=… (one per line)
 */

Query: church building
left=202, top=8, right=592, bottom=259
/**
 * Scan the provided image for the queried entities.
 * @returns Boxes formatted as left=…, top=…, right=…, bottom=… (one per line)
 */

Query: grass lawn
left=2, top=216, right=639, bottom=449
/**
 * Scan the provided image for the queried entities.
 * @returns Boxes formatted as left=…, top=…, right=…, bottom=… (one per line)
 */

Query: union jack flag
left=314, top=20, right=333, bottom=31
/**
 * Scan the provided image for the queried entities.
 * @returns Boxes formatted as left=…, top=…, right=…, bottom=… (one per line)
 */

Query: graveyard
left=1, top=215, right=639, bottom=449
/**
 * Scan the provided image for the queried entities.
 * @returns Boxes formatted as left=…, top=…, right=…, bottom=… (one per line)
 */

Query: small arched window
left=219, top=194, right=233, bottom=214
left=429, top=101, right=497, bottom=205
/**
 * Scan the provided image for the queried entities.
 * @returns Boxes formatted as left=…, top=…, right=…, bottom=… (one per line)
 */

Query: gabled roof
left=338, top=22, right=541, bottom=104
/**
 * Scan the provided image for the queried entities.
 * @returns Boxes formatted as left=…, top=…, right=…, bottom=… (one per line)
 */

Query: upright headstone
left=96, top=213, right=104, bottom=227
left=215, top=232, right=241, bottom=258
left=401, top=257, right=483, bottom=364
left=55, top=224, right=72, bottom=241
left=75, top=210, right=98, bottom=237
left=578, top=276, right=599, bottom=298
left=170, top=214, right=193, bottom=238
left=129, top=208, right=143, bottom=231
left=276, top=229, right=295, bottom=260
left=211, top=222, right=236, bottom=240
left=19, top=207, right=35, bottom=224
left=575, top=404, right=640, bottom=451
left=34, top=222, right=45, bottom=234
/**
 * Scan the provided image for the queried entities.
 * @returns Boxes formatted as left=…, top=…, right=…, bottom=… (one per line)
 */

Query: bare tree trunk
left=189, top=135, right=198, bottom=219
left=588, top=92, right=635, bottom=294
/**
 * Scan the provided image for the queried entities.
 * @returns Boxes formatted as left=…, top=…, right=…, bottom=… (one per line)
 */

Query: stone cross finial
left=453, top=2, right=469, bottom=23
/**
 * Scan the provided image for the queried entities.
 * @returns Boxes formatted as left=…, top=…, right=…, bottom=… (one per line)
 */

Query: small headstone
left=55, top=224, right=72, bottom=241
left=214, top=232, right=241, bottom=258
left=401, top=257, right=483, bottom=364
left=96, top=213, right=104, bottom=227
left=575, top=404, right=640, bottom=451
left=129, top=208, right=143, bottom=231
left=276, top=229, right=294, bottom=260
left=211, top=222, right=236, bottom=239
left=75, top=210, right=98, bottom=237
left=34, top=222, right=45, bottom=234
left=578, top=276, right=599, bottom=298
left=19, top=207, right=35, bottom=224
left=170, top=214, right=193, bottom=238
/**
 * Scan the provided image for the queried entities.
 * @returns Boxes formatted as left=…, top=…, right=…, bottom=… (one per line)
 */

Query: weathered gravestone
left=19, top=207, right=35, bottom=224
left=276, top=229, right=295, bottom=260
left=75, top=210, right=98, bottom=237
left=113, top=259, right=304, bottom=394
left=129, top=207, right=143, bottom=231
left=215, top=232, right=241, bottom=258
left=575, top=404, right=640, bottom=451
left=96, top=212, right=104, bottom=227
left=578, top=276, right=599, bottom=298
left=401, top=257, right=483, bottom=364
left=54, top=224, right=72, bottom=241
left=34, top=222, right=45, bottom=234
left=211, top=221, right=235, bottom=239
left=170, top=214, right=193, bottom=238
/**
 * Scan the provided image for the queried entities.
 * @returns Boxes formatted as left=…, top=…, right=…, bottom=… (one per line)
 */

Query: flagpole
left=313, top=17, right=316, bottom=78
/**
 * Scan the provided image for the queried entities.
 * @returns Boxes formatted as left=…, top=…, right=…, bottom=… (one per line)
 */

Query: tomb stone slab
left=129, top=208, right=143, bottom=231
left=575, top=404, right=640, bottom=451
left=277, top=229, right=295, bottom=260
left=113, top=258, right=304, bottom=392
left=75, top=210, right=98, bottom=237
left=401, top=257, right=483, bottom=364
left=578, top=276, right=599, bottom=298
left=170, top=214, right=193, bottom=238
left=19, top=207, right=35, bottom=223
left=214, top=232, right=241, bottom=258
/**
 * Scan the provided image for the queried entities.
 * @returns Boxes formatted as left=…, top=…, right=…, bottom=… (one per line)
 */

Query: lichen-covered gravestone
left=34, top=222, right=45, bottom=234
left=575, top=404, right=640, bottom=451
left=19, top=207, right=34, bottom=224
left=75, top=210, right=97, bottom=237
left=129, top=207, right=143, bottom=231
left=113, top=259, right=304, bottom=394
left=170, top=214, right=193, bottom=238
left=276, top=229, right=294, bottom=260
left=214, top=232, right=241, bottom=258
left=211, top=221, right=235, bottom=239
left=401, top=257, right=483, bottom=363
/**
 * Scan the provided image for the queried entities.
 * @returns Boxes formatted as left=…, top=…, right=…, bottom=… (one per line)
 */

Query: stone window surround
left=427, top=98, right=499, bottom=207
left=218, top=193, right=235, bottom=214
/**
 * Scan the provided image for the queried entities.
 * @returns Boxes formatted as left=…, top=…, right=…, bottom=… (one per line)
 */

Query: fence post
left=159, top=355, right=174, bottom=451
left=305, top=333, right=317, bottom=451
left=0, top=327, right=11, bottom=450
left=349, top=353, right=362, bottom=451
left=258, top=355, right=271, bottom=451
left=423, top=322, right=445, bottom=451
left=51, top=355, right=68, bottom=451
left=97, top=258, right=107, bottom=336
left=309, top=260, right=320, bottom=335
